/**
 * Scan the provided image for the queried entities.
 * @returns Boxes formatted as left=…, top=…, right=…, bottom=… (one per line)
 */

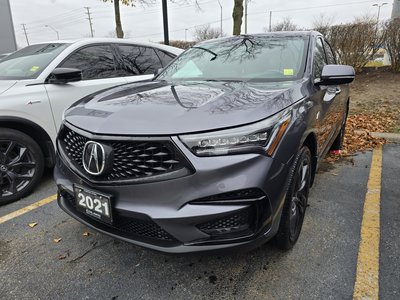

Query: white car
left=0, top=38, right=182, bottom=204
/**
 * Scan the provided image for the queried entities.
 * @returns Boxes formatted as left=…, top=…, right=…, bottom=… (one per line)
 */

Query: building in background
left=0, top=0, right=17, bottom=54
left=392, top=0, right=400, bottom=18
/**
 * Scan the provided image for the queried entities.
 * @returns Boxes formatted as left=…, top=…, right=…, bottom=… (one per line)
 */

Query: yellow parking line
left=353, top=147, right=382, bottom=300
left=0, top=194, right=57, bottom=225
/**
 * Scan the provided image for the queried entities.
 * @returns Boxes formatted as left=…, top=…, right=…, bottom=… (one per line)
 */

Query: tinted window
left=155, top=49, right=175, bottom=67
left=314, top=38, right=327, bottom=80
left=158, top=36, right=309, bottom=82
left=0, top=43, right=69, bottom=80
left=117, top=45, right=162, bottom=76
left=324, top=41, right=336, bottom=65
left=60, top=45, right=117, bottom=80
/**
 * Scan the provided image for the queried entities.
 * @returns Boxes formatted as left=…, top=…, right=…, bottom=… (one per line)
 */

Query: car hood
left=0, top=80, right=17, bottom=95
left=64, top=80, right=306, bottom=135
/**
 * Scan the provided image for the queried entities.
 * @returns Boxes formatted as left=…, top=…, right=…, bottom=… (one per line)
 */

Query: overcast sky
left=9, top=0, right=394, bottom=47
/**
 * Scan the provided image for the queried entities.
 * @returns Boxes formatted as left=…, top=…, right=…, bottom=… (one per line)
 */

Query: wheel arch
left=0, top=117, right=55, bottom=168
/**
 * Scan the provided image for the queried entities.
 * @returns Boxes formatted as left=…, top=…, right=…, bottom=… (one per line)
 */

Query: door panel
left=312, top=38, right=340, bottom=157
left=0, top=83, right=57, bottom=143
left=323, top=41, right=347, bottom=132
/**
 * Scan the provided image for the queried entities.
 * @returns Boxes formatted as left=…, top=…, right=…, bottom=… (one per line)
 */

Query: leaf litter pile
left=345, top=112, right=397, bottom=152
left=327, top=69, right=400, bottom=163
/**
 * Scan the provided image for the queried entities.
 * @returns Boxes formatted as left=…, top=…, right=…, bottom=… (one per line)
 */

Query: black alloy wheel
left=0, top=129, right=44, bottom=205
left=274, top=146, right=312, bottom=250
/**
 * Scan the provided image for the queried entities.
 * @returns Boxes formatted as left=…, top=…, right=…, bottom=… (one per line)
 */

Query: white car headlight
left=179, top=110, right=291, bottom=157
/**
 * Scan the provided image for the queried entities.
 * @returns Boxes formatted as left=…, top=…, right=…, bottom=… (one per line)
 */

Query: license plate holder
left=73, top=185, right=113, bottom=224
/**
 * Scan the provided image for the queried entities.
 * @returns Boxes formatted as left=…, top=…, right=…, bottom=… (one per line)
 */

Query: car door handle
left=335, top=87, right=342, bottom=95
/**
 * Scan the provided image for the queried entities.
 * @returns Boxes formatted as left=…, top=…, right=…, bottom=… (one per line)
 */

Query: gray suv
left=54, top=32, right=355, bottom=253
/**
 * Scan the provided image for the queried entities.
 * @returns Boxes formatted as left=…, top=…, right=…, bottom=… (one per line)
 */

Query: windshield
left=0, top=43, right=70, bottom=80
left=158, top=35, right=309, bottom=82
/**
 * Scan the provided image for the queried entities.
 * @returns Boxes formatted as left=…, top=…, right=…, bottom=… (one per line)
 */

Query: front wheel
left=0, top=129, right=44, bottom=205
left=274, top=146, right=312, bottom=250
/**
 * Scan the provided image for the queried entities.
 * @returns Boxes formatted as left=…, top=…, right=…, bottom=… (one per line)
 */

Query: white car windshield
left=0, top=43, right=69, bottom=80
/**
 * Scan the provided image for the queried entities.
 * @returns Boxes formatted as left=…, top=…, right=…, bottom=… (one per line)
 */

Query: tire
left=0, top=129, right=44, bottom=205
left=274, top=146, right=312, bottom=250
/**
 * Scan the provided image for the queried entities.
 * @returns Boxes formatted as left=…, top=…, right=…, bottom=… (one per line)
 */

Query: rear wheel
left=0, top=129, right=44, bottom=205
left=274, top=146, right=312, bottom=250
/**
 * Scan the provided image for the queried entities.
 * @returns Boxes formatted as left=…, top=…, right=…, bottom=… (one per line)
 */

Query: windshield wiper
left=192, top=46, right=218, bottom=61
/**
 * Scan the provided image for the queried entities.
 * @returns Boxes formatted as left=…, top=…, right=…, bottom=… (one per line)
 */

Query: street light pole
left=244, top=0, right=248, bottom=34
left=217, top=0, right=222, bottom=37
left=373, top=2, right=388, bottom=25
left=162, top=0, right=169, bottom=45
left=268, top=11, right=272, bottom=32
left=45, top=25, right=59, bottom=40
left=185, top=28, right=188, bottom=41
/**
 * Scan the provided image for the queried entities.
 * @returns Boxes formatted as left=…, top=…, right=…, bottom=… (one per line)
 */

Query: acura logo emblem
left=82, top=141, right=106, bottom=175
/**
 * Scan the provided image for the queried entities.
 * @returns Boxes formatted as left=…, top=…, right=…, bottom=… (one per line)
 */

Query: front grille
left=58, top=125, right=190, bottom=183
left=59, top=189, right=177, bottom=243
left=114, top=217, right=175, bottom=241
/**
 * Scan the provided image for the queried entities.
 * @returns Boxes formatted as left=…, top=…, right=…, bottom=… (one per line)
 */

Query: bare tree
left=271, top=17, right=299, bottom=31
left=312, top=13, right=335, bottom=36
left=232, top=0, right=244, bottom=35
left=106, top=30, right=132, bottom=38
left=384, top=18, right=400, bottom=72
left=101, top=0, right=199, bottom=38
left=326, top=15, right=384, bottom=71
left=193, top=24, right=224, bottom=42
left=164, top=40, right=196, bottom=49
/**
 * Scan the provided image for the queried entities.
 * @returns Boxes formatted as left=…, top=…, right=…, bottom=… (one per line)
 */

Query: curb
left=370, top=132, right=400, bottom=142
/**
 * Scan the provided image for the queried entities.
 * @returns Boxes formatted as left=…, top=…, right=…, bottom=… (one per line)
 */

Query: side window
left=324, top=41, right=336, bottom=65
left=117, top=45, right=163, bottom=76
left=59, top=45, right=117, bottom=80
left=154, top=49, right=175, bottom=67
left=314, top=38, right=327, bottom=80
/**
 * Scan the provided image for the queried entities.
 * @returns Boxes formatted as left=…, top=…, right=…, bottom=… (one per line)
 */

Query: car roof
left=28, top=38, right=183, bottom=55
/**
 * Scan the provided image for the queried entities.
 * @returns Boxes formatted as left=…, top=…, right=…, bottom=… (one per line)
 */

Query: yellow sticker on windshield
left=30, top=66, right=40, bottom=72
left=283, top=69, right=294, bottom=76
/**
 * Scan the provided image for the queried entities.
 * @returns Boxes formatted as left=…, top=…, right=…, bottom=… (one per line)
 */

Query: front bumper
left=54, top=137, right=290, bottom=254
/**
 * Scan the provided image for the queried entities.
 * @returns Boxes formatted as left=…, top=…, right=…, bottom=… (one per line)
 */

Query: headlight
left=179, top=110, right=291, bottom=157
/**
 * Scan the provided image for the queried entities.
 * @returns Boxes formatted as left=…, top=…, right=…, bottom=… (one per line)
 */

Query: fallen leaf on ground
left=53, top=238, right=62, bottom=243
left=28, top=222, right=37, bottom=228
left=58, top=254, right=67, bottom=260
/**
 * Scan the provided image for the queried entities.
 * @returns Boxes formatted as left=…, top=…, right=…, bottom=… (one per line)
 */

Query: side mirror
left=47, top=68, right=82, bottom=84
left=319, top=65, right=355, bottom=85
left=154, top=68, right=163, bottom=77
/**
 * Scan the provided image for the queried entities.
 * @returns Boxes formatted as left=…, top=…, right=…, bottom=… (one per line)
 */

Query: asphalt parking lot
left=0, top=144, right=399, bottom=300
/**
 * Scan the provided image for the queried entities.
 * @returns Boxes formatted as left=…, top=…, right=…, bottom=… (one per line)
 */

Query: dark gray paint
left=56, top=32, right=353, bottom=253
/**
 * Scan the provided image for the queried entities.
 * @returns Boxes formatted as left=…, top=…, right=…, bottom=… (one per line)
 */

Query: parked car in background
left=0, top=38, right=182, bottom=204
left=55, top=32, right=355, bottom=253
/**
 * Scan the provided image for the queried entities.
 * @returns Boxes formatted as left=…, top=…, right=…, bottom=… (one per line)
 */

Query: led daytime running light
left=198, top=132, right=268, bottom=148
